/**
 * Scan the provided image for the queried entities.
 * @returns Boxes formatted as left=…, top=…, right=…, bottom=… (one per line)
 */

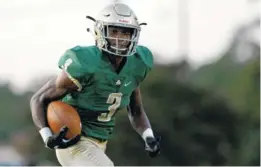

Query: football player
left=30, top=2, right=160, bottom=166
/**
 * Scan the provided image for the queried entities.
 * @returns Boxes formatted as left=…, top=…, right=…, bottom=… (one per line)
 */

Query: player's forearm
left=128, top=107, right=152, bottom=136
left=128, top=88, right=155, bottom=140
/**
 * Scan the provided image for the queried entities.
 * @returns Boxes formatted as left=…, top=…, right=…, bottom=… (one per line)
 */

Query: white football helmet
left=87, top=3, right=146, bottom=56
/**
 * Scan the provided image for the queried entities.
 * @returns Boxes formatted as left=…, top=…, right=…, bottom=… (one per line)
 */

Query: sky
left=0, top=0, right=259, bottom=92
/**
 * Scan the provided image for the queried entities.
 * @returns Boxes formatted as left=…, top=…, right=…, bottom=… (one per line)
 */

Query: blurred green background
left=0, top=0, right=260, bottom=166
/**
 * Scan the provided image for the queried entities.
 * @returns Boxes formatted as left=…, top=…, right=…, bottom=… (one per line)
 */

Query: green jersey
left=58, top=45, right=153, bottom=140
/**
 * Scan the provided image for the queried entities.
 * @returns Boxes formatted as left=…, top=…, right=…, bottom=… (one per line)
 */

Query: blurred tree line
left=0, top=22, right=259, bottom=165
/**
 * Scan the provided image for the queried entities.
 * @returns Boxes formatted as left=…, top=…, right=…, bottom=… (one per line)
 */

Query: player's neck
left=107, top=54, right=124, bottom=69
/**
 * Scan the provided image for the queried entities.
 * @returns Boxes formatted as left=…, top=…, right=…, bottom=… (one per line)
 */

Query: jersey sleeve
left=136, top=45, right=154, bottom=81
left=58, top=46, right=94, bottom=91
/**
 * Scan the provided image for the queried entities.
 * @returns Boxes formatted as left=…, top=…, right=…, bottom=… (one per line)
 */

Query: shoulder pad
left=58, top=45, right=101, bottom=74
left=70, top=45, right=102, bottom=73
left=135, top=45, right=154, bottom=69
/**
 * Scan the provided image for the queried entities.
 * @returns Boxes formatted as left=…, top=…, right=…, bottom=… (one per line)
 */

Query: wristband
left=39, top=127, right=53, bottom=143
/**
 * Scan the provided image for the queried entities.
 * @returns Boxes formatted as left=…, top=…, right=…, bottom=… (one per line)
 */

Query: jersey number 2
left=98, top=93, right=122, bottom=122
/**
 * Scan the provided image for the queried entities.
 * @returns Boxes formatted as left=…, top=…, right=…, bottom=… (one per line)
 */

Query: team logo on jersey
left=116, top=80, right=121, bottom=86
left=124, top=81, right=132, bottom=86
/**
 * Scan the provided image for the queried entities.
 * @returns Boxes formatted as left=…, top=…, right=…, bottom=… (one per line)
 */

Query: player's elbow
left=30, top=93, right=45, bottom=112
left=30, top=96, right=39, bottom=120
left=30, top=95, right=37, bottom=110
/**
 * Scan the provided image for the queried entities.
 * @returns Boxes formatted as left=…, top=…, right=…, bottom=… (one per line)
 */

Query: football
left=47, top=101, right=81, bottom=139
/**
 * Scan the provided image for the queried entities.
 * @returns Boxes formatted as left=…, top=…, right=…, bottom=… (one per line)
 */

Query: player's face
left=107, top=26, right=132, bottom=49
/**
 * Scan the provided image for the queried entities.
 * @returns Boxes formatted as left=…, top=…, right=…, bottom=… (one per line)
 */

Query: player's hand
left=145, top=136, right=161, bottom=158
left=45, top=126, right=81, bottom=149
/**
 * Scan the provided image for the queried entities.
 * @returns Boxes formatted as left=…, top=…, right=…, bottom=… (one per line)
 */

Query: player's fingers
left=149, top=149, right=160, bottom=157
left=58, top=126, right=68, bottom=139
left=156, top=136, right=161, bottom=142
left=146, top=137, right=157, bottom=148
left=65, top=135, right=81, bottom=147
left=57, top=135, right=80, bottom=149
left=61, top=126, right=69, bottom=132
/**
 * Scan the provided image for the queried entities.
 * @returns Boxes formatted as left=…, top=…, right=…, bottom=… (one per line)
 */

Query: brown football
left=47, top=101, right=81, bottom=139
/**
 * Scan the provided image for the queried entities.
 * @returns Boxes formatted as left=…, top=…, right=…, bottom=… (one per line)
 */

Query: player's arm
left=30, top=70, right=77, bottom=130
left=128, top=87, right=152, bottom=136
left=30, top=70, right=80, bottom=149
left=128, top=87, right=160, bottom=157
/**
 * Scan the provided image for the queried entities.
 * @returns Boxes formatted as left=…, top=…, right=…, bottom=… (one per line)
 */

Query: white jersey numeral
left=98, top=93, right=122, bottom=122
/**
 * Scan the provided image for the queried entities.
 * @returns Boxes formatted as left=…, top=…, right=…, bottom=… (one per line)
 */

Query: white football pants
left=55, top=136, right=114, bottom=166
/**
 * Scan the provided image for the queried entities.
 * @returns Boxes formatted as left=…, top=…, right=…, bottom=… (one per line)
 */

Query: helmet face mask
left=90, top=3, right=143, bottom=56
left=107, top=26, right=132, bottom=49
left=97, top=23, right=140, bottom=56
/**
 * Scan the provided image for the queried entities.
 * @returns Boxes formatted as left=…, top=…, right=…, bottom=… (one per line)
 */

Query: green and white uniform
left=58, top=45, right=153, bottom=141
